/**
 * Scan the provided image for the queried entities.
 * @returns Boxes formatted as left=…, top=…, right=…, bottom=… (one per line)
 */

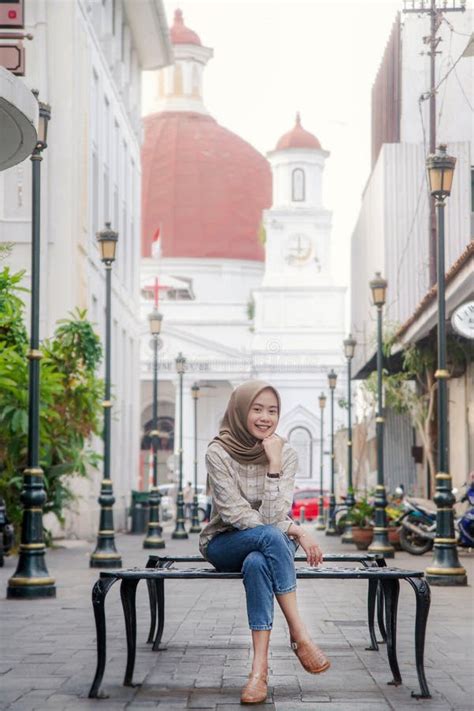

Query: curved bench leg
left=366, top=579, right=379, bottom=651
left=375, top=559, right=387, bottom=642
left=121, top=578, right=140, bottom=687
left=152, top=578, right=166, bottom=651
left=381, top=578, right=402, bottom=687
left=376, top=583, right=387, bottom=642
left=406, top=577, right=431, bottom=699
left=88, top=577, right=117, bottom=699
left=146, top=557, right=160, bottom=643
left=146, top=580, right=157, bottom=644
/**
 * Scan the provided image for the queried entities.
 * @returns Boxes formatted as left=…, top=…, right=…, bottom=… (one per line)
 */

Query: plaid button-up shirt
left=199, top=441, right=298, bottom=557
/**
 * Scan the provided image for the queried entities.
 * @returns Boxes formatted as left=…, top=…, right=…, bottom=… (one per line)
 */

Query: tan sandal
left=240, top=672, right=268, bottom=704
left=291, top=638, right=330, bottom=674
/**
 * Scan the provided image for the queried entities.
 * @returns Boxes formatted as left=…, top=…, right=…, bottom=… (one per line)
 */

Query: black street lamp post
left=90, top=224, right=122, bottom=568
left=189, top=383, right=201, bottom=533
left=172, top=353, right=188, bottom=539
left=315, top=393, right=327, bottom=530
left=368, top=273, right=395, bottom=559
left=7, top=98, right=56, bottom=599
left=425, top=145, right=467, bottom=586
left=341, top=334, right=356, bottom=543
left=143, top=309, right=165, bottom=549
left=325, top=370, right=337, bottom=536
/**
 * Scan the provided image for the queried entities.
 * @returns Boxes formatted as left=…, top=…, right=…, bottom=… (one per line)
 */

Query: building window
left=288, top=426, right=313, bottom=478
left=292, top=168, right=305, bottom=202
left=173, top=63, right=183, bottom=96
left=103, top=167, right=109, bottom=223
left=92, top=150, right=99, bottom=234
left=141, top=416, right=174, bottom=451
left=191, top=64, right=200, bottom=97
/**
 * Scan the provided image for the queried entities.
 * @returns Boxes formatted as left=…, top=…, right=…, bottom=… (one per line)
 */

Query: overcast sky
left=154, top=0, right=412, bottom=290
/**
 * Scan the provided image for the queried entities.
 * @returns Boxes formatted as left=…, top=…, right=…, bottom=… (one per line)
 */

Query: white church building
left=140, top=10, right=347, bottom=495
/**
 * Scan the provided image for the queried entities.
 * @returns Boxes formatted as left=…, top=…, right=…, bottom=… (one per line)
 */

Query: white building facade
left=252, top=116, right=346, bottom=488
left=350, top=10, right=473, bottom=494
left=0, top=0, right=172, bottom=537
left=139, top=12, right=347, bottom=498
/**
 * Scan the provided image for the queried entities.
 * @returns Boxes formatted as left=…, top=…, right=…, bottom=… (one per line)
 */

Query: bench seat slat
left=100, top=566, right=423, bottom=581
left=147, top=553, right=382, bottom=564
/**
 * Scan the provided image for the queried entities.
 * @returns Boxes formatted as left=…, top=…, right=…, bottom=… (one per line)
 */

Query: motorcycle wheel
left=399, top=525, right=433, bottom=555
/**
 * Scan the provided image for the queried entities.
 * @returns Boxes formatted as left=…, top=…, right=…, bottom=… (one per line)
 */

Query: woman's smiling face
left=246, top=388, right=279, bottom=440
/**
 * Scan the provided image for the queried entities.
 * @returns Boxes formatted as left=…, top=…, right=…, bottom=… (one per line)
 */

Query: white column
left=173, top=378, right=194, bottom=489
left=181, top=381, right=194, bottom=490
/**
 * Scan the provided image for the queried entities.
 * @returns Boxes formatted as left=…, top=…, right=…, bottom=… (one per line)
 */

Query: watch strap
left=266, top=472, right=280, bottom=479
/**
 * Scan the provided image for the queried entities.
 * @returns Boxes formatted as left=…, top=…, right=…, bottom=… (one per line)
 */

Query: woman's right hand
left=297, top=530, right=324, bottom=567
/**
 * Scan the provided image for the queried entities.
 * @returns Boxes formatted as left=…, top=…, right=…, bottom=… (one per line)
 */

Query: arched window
left=173, top=63, right=183, bottom=96
left=288, top=426, right=313, bottom=478
left=292, top=168, right=305, bottom=202
left=191, top=64, right=200, bottom=98
left=141, top=415, right=174, bottom=451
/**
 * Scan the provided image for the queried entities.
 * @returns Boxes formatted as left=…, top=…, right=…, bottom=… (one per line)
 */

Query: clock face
left=451, top=301, right=474, bottom=339
left=283, top=234, right=313, bottom=266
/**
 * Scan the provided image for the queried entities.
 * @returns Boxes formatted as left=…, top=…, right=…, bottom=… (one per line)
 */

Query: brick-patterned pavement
left=0, top=526, right=472, bottom=710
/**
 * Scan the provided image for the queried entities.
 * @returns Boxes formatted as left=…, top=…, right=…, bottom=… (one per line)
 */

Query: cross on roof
left=143, top=278, right=169, bottom=307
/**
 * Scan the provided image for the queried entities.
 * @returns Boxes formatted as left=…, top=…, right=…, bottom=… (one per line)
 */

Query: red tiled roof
left=276, top=112, right=322, bottom=151
left=170, top=9, right=202, bottom=46
left=396, top=240, right=474, bottom=339
left=141, top=112, right=272, bottom=260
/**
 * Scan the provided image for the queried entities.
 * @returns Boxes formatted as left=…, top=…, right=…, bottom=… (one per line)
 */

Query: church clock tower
left=252, top=114, right=345, bottom=357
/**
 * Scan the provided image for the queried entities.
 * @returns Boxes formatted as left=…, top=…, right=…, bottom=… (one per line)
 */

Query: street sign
left=0, top=1, right=24, bottom=30
left=0, top=40, right=24, bottom=74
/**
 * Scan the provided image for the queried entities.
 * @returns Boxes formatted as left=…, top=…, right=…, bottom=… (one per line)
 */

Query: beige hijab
left=211, top=380, right=281, bottom=465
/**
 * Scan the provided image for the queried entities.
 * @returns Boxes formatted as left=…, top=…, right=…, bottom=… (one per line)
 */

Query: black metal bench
left=144, top=553, right=387, bottom=651
left=88, top=555, right=431, bottom=700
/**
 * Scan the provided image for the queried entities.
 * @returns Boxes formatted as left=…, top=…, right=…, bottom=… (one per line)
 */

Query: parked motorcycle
left=457, top=480, right=474, bottom=549
left=397, top=497, right=435, bottom=555
left=394, top=482, right=474, bottom=555
left=0, top=496, right=14, bottom=567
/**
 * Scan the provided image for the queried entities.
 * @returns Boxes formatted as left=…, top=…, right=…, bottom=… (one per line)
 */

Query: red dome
left=276, top=112, right=322, bottom=151
left=141, top=112, right=272, bottom=260
left=170, top=9, right=202, bottom=46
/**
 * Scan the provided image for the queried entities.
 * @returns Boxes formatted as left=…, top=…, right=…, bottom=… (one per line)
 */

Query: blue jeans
left=206, top=525, right=297, bottom=630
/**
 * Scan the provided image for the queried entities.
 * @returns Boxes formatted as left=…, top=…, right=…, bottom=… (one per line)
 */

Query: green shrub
left=0, top=269, right=104, bottom=540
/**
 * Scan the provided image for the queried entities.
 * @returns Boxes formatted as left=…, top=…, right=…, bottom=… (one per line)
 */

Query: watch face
left=283, top=234, right=313, bottom=265
left=451, top=301, right=474, bottom=339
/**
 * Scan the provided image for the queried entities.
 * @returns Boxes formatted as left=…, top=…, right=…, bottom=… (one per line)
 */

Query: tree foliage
left=362, top=325, right=471, bottom=495
left=0, top=270, right=104, bottom=540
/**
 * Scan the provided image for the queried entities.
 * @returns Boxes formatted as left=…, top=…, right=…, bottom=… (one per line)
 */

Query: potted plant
left=347, top=497, right=375, bottom=550
left=386, top=502, right=403, bottom=550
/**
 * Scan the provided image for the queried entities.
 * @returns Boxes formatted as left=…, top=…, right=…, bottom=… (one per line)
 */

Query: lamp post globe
left=189, top=383, right=202, bottom=533
left=315, top=393, right=327, bottom=530
left=37, top=98, right=51, bottom=149
left=172, top=353, right=189, bottom=539
left=149, top=309, right=163, bottom=337
left=368, top=273, right=395, bottom=559
left=90, top=224, right=122, bottom=568
left=325, top=370, right=338, bottom=536
left=341, top=334, right=356, bottom=543
left=424, top=145, right=467, bottom=586
left=7, top=95, right=56, bottom=598
left=143, top=308, right=165, bottom=549
left=96, top=222, right=118, bottom=263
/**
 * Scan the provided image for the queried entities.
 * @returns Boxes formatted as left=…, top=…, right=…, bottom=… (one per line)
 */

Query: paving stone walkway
left=0, top=526, right=472, bottom=710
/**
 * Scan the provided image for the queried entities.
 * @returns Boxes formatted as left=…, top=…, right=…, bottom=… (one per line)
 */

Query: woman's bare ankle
left=251, top=659, right=268, bottom=677
left=289, top=625, right=310, bottom=643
